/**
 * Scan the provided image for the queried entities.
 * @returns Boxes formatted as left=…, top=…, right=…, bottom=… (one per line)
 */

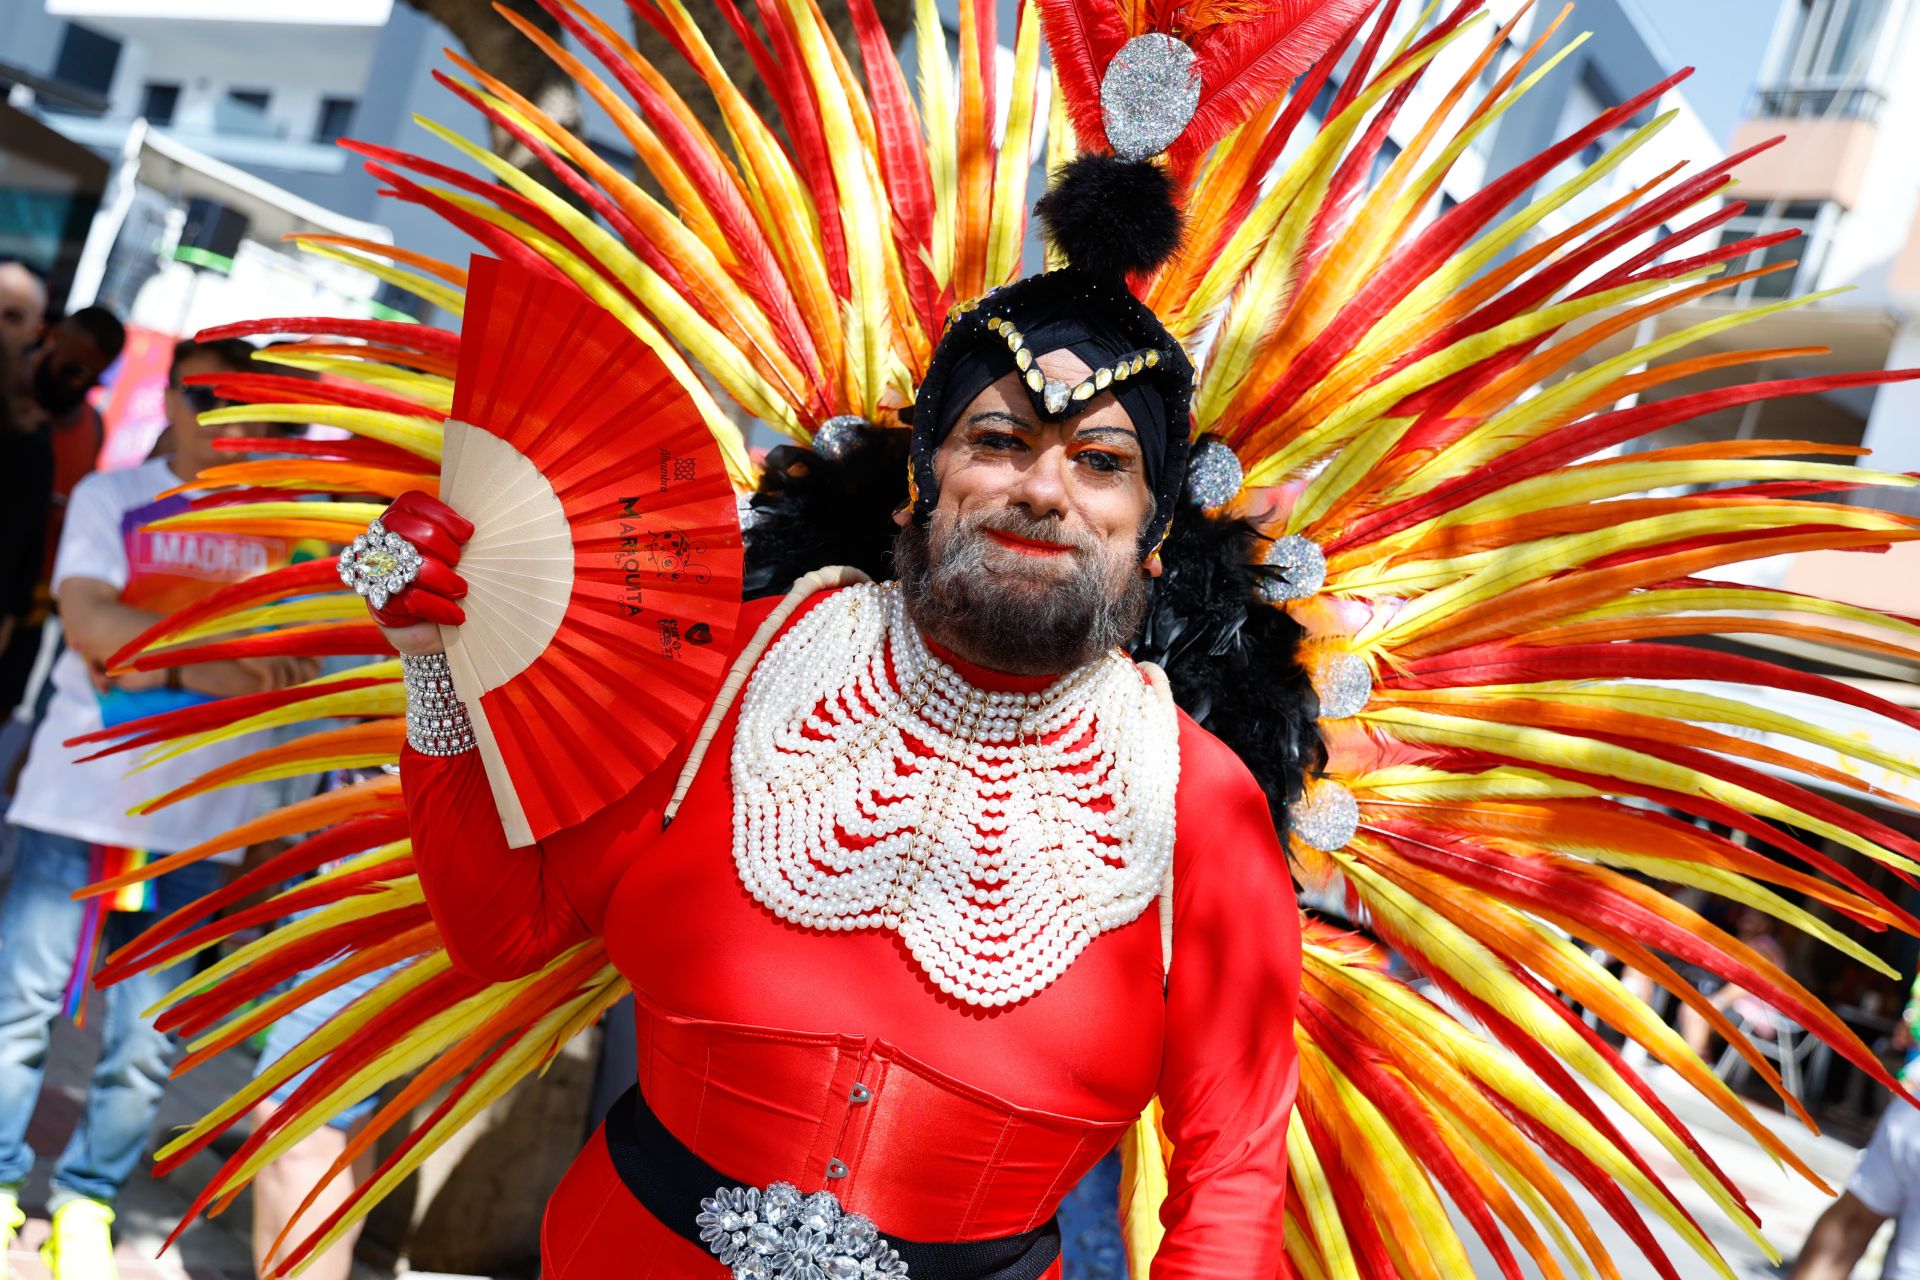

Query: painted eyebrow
left=1074, top=426, right=1140, bottom=446
left=967, top=409, right=1032, bottom=429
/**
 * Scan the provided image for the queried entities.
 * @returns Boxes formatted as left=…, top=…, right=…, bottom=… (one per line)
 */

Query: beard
left=894, top=507, right=1149, bottom=676
left=30, top=358, right=87, bottom=417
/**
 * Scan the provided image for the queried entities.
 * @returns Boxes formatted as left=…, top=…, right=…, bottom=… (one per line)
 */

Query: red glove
left=368, top=490, right=474, bottom=628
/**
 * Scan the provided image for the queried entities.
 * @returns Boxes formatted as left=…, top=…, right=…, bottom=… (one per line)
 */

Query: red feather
left=126, top=625, right=394, bottom=673
left=195, top=316, right=457, bottom=357
left=183, top=371, right=436, bottom=420
left=1298, top=998, right=1528, bottom=1280
left=106, top=559, right=346, bottom=671
left=209, top=435, right=437, bottom=474
left=538, top=0, right=825, bottom=387
left=67, top=677, right=391, bottom=761
left=847, top=0, right=942, bottom=332
left=101, top=814, right=409, bottom=981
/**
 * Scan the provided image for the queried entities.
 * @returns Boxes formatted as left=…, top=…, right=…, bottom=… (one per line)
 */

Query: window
left=1370, top=137, right=1402, bottom=187
left=1783, top=0, right=1890, bottom=81
left=1757, top=0, right=1895, bottom=118
left=140, top=82, right=180, bottom=126
left=1715, top=200, right=1833, bottom=301
left=217, top=88, right=279, bottom=138
left=314, top=96, right=356, bottom=144
left=51, top=22, right=121, bottom=97
left=1308, top=76, right=1340, bottom=124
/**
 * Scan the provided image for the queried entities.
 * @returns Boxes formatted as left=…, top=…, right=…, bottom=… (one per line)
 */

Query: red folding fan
left=439, top=255, right=742, bottom=845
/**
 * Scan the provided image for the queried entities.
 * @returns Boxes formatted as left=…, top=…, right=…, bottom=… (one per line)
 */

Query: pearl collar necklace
left=730, top=582, right=1180, bottom=1008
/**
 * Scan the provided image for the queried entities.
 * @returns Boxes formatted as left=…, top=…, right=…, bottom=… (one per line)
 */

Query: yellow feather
left=1329, top=914, right=1756, bottom=1275
left=1353, top=506, right=1913, bottom=632
left=284, top=964, right=628, bottom=1261
left=163, top=594, right=371, bottom=646
left=915, top=0, right=957, bottom=288
left=253, top=350, right=455, bottom=410
left=197, top=405, right=439, bottom=460
left=290, top=240, right=466, bottom=317
left=1284, top=1101, right=1364, bottom=1280
left=777, top=0, right=892, bottom=414
left=430, top=186, right=759, bottom=484
left=141, top=501, right=388, bottom=540
left=414, top=114, right=802, bottom=439
left=1357, top=706, right=1920, bottom=876
left=984, top=2, right=1044, bottom=288
left=133, top=685, right=402, bottom=771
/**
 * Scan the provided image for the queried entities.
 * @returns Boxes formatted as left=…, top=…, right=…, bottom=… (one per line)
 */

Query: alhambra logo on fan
left=659, top=446, right=694, bottom=492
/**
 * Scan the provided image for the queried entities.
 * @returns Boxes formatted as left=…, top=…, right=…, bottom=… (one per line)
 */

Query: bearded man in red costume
left=362, top=233, right=1306, bottom=1278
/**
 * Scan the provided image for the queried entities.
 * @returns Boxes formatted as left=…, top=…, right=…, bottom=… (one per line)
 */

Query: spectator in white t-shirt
left=1790, top=1100, right=1920, bottom=1280
left=0, top=337, right=316, bottom=1279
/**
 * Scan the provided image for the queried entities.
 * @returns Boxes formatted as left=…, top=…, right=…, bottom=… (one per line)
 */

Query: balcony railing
left=1750, top=80, right=1888, bottom=123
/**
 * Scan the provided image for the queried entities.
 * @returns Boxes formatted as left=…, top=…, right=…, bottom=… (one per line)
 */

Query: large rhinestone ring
left=339, top=518, right=425, bottom=611
left=697, top=1181, right=908, bottom=1280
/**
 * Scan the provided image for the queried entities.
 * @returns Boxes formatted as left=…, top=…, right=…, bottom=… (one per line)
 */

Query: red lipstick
left=984, top=529, right=1072, bottom=556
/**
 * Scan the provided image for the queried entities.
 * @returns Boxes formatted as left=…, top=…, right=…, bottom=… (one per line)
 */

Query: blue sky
left=1624, top=0, right=1785, bottom=142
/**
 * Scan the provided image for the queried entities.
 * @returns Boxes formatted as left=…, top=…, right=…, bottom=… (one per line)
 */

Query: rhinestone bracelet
left=402, top=653, right=476, bottom=757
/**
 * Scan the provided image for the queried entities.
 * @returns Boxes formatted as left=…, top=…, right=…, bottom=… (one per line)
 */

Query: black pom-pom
left=1132, top=504, right=1324, bottom=844
left=741, top=430, right=911, bottom=598
left=1035, top=153, right=1183, bottom=281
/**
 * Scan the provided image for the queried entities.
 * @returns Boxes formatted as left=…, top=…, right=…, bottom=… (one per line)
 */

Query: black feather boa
left=741, top=445, right=1322, bottom=835
left=741, top=431, right=910, bottom=599
left=1134, top=504, right=1325, bottom=837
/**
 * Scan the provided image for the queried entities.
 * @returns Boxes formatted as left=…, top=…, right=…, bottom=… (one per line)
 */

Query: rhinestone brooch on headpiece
left=698, top=1181, right=909, bottom=1280
left=1307, top=648, right=1373, bottom=720
left=811, top=415, right=873, bottom=462
left=1257, top=534, right=1327, bottom=603
left=1290, top=778, right=1360, bottom=853
left=1184, top=437, right=1243, bottom=511
left=338, top=518, right=425, bottom=611
left=1101, top=33, right=1202, bottom=161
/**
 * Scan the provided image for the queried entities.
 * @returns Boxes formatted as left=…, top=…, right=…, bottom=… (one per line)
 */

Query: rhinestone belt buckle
left=338, top=518, right=425, bottom=610
left=698, top=1180, right=908, bottom=1280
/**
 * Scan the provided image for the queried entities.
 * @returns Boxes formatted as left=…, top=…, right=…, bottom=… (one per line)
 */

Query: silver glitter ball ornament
left=812, top=415, right=871, bottom=461
left=1185, top=438, right=1243, bottom=510
left=1257, top=535, right=1326, bottom=603
left=1101, top=34, right=1202, bottom=161
left=1309, top=649, right=1372, bottom=719
left=1291, top=778, right=1359, bottom=852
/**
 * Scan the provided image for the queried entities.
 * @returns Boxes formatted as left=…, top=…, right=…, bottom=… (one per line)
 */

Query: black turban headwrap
left=903, top=267, right=1194, bottom=556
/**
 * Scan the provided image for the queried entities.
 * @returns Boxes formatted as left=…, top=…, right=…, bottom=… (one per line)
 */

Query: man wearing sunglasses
left=0, top=337, right=317, bottom=1280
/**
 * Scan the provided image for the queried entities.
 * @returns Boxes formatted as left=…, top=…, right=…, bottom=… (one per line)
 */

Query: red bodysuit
left=404, top=588, right=1302, bottom=1278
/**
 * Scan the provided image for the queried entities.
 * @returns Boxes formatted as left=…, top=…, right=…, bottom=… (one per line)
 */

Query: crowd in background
left=0, top=259, right=371, bottom=1280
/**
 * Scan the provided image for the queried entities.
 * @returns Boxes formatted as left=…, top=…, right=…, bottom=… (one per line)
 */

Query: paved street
left=1, top=1008, right=392, bottom=1280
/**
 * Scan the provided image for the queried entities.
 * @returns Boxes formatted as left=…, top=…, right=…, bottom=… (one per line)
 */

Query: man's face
left=29, top=321, right=111, bottom=418
left=165, top=350, right=244, bottom=476
left=0, top=264, right=47, bottom=358
left=897, top=350, right=1159, bottom=674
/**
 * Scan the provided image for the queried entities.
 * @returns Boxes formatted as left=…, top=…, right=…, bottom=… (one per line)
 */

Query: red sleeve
left=406, top=594, right=789, bottom=982
left=403, top=744, right=676, bottom=981
left=1152, top=714, right=1302, bottom=1279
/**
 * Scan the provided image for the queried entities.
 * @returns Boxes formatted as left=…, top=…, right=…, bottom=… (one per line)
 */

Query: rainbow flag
left=62, top=845, right=153, bottom=1025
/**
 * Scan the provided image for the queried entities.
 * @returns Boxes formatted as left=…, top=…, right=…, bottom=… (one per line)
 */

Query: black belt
left=601, top=1084, right=1062, bottom=1280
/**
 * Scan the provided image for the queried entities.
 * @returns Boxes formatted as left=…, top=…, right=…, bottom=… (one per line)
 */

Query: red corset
left=408, top=588, right=1303, bottom=1279
left=634, top=994, right=1134, bottom=1241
